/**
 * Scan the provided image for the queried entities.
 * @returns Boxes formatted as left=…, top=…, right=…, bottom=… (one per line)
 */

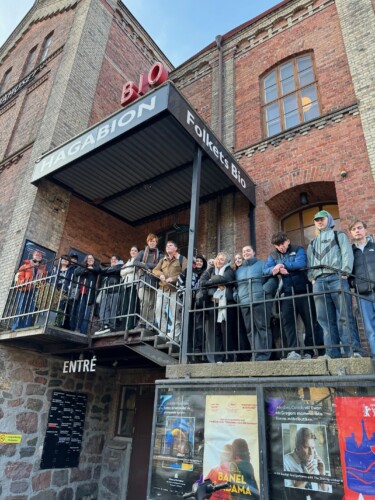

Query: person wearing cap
left=307, top=210, right=361, bottom=358
left=349, top=219, right=375, bottom=359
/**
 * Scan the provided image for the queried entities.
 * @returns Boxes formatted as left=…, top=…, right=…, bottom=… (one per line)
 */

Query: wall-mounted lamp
left=300, top=192, right=309, bottom=206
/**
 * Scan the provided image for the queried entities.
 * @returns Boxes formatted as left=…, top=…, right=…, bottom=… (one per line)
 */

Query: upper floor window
left=262, top=54, right=320, bottom=137
left=22, top=46, right=38, bottom=76
left=39, top=32, right=53, bottom=62
left=0, top=68, right=12, bottom=95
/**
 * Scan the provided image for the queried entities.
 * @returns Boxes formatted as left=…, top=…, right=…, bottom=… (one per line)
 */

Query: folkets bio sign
left=335, top=397, right=375, bottom=500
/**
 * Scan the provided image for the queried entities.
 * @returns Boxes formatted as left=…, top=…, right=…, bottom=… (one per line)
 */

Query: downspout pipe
left=215, top=35, right=223, bottom=141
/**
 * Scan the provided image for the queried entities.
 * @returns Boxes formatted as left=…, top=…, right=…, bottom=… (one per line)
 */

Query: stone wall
left=0, top=346, right=118, bottom=500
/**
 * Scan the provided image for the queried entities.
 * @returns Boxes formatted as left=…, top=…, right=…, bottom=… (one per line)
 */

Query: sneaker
left=284, top=351, right=301, bottom=360
left=95, top=326, right=111, bottom=335
left=303, top=353, right=312, bottom=360
left=351, top=352, right=362, bottom=358
left=318, top=354, right=332, bottom=359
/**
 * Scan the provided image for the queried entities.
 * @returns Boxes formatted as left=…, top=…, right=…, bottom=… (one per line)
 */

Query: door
left=125, top=385, right=155, bottom=499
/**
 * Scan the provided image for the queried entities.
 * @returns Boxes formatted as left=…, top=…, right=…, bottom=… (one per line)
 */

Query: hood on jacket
left=315, top=210, right=335, bottom=231
left=195, top=254, right=207, bottom=272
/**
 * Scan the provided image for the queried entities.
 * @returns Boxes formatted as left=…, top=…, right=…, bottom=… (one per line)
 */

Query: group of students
left=11, top=210, right=375, bottom=362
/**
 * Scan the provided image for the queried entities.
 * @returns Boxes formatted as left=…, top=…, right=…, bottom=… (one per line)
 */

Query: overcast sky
left=0, top=0, right=282, bottom=66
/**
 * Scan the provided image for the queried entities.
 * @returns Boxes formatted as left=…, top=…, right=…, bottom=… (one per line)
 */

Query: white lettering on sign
left=37, top=96, right=157, bottom=175
left=63, top=356, right=97, bottom=373
left=186, top=110, right=247, bottom=189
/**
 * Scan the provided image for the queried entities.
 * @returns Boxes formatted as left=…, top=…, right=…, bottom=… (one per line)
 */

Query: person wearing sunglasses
left=12, top=249, right=46, bottom=330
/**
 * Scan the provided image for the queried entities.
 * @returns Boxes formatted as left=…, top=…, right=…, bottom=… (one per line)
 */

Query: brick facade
left=0, top=0, right=375, bottom=497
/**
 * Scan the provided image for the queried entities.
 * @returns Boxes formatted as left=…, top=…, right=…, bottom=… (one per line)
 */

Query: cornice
left=113, top=3, right=174, bottom=71
left=235, top=103, right=359, bottom=159
left=0, top=143, right=34, bottom=175
left=172, top=0, right=334, bottom=89
left=0, top=0, right=78, bottom=66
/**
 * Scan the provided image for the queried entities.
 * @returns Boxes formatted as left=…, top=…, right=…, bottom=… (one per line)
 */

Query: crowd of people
left=8, top=210, right=375, bottom=363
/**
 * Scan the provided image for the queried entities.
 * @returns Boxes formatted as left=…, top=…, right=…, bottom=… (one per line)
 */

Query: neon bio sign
left=121, top=62, right=168, bottom=107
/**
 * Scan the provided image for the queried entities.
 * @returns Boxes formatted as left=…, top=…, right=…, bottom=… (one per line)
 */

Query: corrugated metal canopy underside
left=49, top=113, right=238, bottom=225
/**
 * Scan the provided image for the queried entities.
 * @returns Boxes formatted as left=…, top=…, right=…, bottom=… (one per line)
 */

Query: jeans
left=99, top=291, right=119, bottom=330
left=359, top=292, right=375, bottom=358
left=281, top=293, right=316, bottom=356
left=241, top=302, right=272, bottom=361
left=313, top=275, right=361, bottom=358
left=12, top=290, right=35, bottom=330
left=70, top=294, right=92, bottom=334
left=154, top=289, right=181, bottom=340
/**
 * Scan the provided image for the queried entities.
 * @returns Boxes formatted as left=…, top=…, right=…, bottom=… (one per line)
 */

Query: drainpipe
left=215, top=35, right=223, bottom=141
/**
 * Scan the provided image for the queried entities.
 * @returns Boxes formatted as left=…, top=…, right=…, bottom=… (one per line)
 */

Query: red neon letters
left=121, top=62, right=168, bottom=107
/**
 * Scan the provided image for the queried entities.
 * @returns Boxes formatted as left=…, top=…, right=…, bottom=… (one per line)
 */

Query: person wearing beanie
left=307, top=210, right=361, bottom=359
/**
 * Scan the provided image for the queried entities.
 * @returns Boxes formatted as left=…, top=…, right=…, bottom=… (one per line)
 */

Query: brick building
left=0, top=0, right=374, bottom=498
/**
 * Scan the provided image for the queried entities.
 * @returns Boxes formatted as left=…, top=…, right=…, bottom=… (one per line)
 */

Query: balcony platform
left=0, top=325, right=89, bottom=351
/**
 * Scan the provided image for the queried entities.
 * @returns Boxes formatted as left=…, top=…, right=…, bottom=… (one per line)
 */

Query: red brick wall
left=0, top=10, right=75, bottom=93
left=89, top=19, right=163, bottom=125
left=179, top=73, right=213, bottom=124
left=235, top=3, right=356, bottom=148
left=239, top=113, right=375, bottom=258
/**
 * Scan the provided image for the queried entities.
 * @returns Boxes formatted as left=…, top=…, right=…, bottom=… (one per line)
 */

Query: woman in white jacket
left=120, top=246, right=139, bottom=330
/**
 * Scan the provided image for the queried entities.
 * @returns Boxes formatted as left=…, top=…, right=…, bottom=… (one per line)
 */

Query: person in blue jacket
left=234, top=245, right=277, bottom=361
left=264, top=232, right=319, bottom=360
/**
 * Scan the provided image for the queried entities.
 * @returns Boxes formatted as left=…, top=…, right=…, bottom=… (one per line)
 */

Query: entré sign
left=121, top=62, right=168, bottom=106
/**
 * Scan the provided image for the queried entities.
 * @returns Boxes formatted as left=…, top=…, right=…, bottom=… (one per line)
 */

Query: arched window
left=261, top=53, right=320, bottom=137
left=39, top=32, right=54, bottom=63
left=282, top=204, right=341, bottom=248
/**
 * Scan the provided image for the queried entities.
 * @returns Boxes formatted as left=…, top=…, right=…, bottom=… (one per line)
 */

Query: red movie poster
left=335, top=397, right=375, bottom=500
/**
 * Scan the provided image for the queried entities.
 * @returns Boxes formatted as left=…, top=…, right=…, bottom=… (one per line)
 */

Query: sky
left=0, top=0, right=282, bottom=67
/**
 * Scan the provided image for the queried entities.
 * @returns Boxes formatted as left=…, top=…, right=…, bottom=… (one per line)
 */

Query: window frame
left=261, top=52, right=321, bottom=138
left=0, top=67, right=12, bottom=96
left=39, top=32, right=54, bottom=63
left=22, top=45, right=38, bottom=77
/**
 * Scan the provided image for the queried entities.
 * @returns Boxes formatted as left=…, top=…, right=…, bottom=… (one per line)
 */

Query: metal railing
left=1, top=261, right=374, bottom=364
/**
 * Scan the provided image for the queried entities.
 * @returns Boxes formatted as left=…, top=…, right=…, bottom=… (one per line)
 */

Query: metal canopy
left=32, top=83, right=255, bottom=225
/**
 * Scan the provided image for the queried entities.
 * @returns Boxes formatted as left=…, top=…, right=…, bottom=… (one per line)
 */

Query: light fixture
left=300, top=192, right=309, bottom=206
left=112, top=361, right=118, bottom=367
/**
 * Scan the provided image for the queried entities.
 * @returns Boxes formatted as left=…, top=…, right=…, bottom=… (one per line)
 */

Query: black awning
left=32, top=83, right=255, bottom=225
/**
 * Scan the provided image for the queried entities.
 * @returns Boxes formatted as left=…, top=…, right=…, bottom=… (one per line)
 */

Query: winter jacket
left=307, top=213, right=353, bottom=280
left=152, top=254, right=188, bottom=292
left=264, top=244, right=309, bottom=294
left=134, top=247, right=163, bottom=286
left=234, top=257, right=278, bottom=304
left=177, top=255, right=207, bottom=291
left=16, top=260, right=47, bottom=291
left=74, top=264, right=100, bottom=305
left=351, top=238, right=375, bottom=294
left=99, top=262, right=123, bottom=293
left=200, top=263, right=235, bottom=302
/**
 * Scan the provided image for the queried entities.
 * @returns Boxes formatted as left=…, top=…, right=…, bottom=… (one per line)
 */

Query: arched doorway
left=282, top=203, right=341, bottom=247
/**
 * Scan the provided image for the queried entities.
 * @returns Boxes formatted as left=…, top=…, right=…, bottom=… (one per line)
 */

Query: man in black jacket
left=350, top=219, right=375, bottom=359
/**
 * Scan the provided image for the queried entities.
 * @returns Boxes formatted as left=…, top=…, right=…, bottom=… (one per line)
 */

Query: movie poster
left=203, top=395, right=259, bottom=498
left=149, top=391, right=204, bottom=499
left=266, top=387, right=343, bottom=499
left=335, top=396, right=375, bottom=500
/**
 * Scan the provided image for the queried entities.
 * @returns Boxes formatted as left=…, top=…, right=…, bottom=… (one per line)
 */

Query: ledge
left=166, top=357, right=374, bottom=379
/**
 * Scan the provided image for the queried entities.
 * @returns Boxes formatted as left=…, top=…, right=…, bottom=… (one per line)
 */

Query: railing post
left=181, top=146, right=202, bottom=364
